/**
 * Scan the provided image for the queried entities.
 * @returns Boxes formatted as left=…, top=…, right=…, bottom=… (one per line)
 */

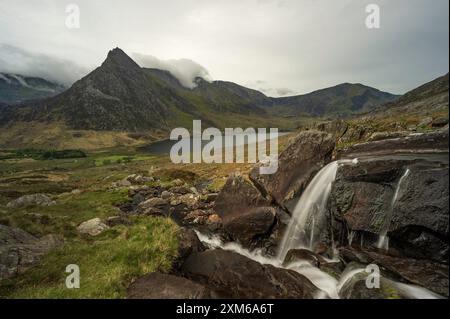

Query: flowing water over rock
left=376, top=168, right=411, bottom=250
left=277, top=160, right=349, bottom=260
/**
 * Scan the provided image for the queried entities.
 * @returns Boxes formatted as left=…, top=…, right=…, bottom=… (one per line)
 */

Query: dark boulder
left=127, top=272, right=214, bottom=299
left=282, top=249, right=327, bottom=267
left=182, top=249, right=318, bottom=298
left=337, top=130, right=449, bottom=158
left=173, top=227, right=205, bottom=269
left=223, top=207, right=276, bottom=248
left=249, top=130, right=335, bottom=211
left=214, top=174, right=276, bottom=248
left=339, top=247, right=449, bottom=297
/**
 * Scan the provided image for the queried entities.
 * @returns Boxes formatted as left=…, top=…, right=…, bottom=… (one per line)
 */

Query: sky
left=0, top=0, right=448, bottom=96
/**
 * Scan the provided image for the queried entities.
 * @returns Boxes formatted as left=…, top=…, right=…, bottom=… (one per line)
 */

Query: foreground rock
left=127, top=272, right=214, bottom=299
left=250, top=130, right=335, bottom=211
left=6, top=194, right=56, bottom=209
left=76, top=218, right=110, bottom=236
left=340, top=247, right=449, bottom=297
left=0, top=225, right=63, bottom=280
left=329, top=157, right=449, bottom=262
left=173, top=228, right=205, bottom=270
left=214, top=174, right=276, bottom=248
left=337, top=130, right=449, bottom=158
left=182, top=249, right=318, bottom=298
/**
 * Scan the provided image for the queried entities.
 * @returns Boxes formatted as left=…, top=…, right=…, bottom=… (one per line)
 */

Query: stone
left=249, top=130, right=335, bottom=211
left=77, top=218, right=109, bottom=236
left=127, top=272, right=213, bottom=299
left=0, top=225, right=63, bottom=280
left=182, top=249, right=318, bottom=298
left=6, top=194, right=56, bottom=209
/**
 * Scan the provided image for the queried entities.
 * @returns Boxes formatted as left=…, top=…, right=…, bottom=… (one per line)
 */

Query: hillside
left=0, top=72, right=65, bottom=105
left=0, top=47, right=402, bottom=149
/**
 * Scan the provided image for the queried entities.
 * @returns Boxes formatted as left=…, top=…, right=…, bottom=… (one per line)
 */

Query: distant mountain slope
left=270, top=83, right=398, bottom=117
left=0, top=72, right=65, bottom=104
left=1, top=47, right=399, bottom=135
left=371, top=73, right=449, bottom=117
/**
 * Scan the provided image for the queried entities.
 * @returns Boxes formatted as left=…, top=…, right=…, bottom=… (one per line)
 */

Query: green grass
left=0, top=188, right=130, bottom=238
left=0, top=216, right=179, bottom=299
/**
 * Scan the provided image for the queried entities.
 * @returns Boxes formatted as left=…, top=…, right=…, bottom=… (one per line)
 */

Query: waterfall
left=377, top=168, right=411, bottom=250
left=277, top=161, right=341, bottom=261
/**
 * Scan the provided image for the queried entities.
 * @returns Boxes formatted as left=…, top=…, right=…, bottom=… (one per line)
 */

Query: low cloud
left=132, top=53, right=212, bottom=89
left=0, top=44, right=89, bottom=86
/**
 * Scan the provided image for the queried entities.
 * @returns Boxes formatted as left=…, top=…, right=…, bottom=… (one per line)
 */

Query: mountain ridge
left=0, top=48, right=402, bottom=133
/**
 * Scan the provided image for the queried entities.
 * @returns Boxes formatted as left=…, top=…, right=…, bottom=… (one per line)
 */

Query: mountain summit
left=0, top=48, right=399, bottom=133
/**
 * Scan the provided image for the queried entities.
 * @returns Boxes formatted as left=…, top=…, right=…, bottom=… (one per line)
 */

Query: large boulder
left=173, top=227, right=205, bottom=269
left=0, top=225, right=63, bottom=280
left=6, top=194, right=56, bottom=209
left=127, top=273, right=213, bottom=299
left=339, top=247, right=449, bottom=297
left=222, top=207, right=276, bottom=248
left=329, top=158, right=449, bottom=262
left=182, top=249, right=318, bottom=298
left=250, top=130, right=335, bottom=211
left=338, top=130, right=449, bottom=158
left=214, top=174, right=276, bottom=248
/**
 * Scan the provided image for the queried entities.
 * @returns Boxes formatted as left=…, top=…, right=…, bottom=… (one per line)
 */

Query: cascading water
left=377, top=168, right=411, bottom=250
left=277, top=161, right=341, bottom=261
left=193, top=159, right=442, bottom=299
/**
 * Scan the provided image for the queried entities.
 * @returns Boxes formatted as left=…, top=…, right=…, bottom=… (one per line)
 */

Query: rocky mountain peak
left=101, top=47, right=141, bottom=71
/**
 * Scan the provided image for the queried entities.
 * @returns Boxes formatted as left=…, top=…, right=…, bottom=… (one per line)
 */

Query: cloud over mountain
left=132, top=53, right=212, bottom=89
left=0, top=44, right=89, bottom=86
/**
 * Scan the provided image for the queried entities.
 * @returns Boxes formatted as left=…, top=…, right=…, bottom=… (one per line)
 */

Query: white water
left=377, top=168, right=411, bottom=250
left=277, top=161, right=341, bottom=260
left=194, top=160, right=443, bottom=299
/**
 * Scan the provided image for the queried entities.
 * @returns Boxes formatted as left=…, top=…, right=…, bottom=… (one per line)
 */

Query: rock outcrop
left=0, top=225, right=63, bottom=280
left=250, top=130, right=335, bottom=211
left=182, top=249, right=318, bottom=298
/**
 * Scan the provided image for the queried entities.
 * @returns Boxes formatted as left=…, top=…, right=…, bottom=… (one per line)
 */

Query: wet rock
left=0, top=225, right=63, bottom=280
left=337, top=130, right=449, bottom=158
left=339, top=247, right=449, bottom=297
left=283, top=249, right=327, bottom=267
left=223, top=207, right=276, bottom=248
left=77, top=218, right=109, bottom=236
left=330, top=159, right=449, bottom=262
left=182, top=249, right=318, bottom=298
left=173, top=228, right=205, bottom=269
left=6, top=194, right=56, bottom=209
left=127, top=273, right=213, bottom=299
left=249, top=130, right=335, bottom=211
left=214, top=174, right=271, bottom=222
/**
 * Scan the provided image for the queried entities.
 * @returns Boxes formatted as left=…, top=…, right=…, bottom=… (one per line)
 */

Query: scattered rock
left=77, top=218, right=109, bottom=236
left=105, top=215, right=131, bottom=227
left=6, top=194, right=56, bottom=209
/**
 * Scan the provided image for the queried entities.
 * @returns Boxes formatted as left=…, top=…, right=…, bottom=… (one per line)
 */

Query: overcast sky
left=0, top=0, right=448, bottom=96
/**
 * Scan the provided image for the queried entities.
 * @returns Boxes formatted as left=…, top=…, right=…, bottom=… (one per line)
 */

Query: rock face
left=127, top=272, right=213, bottom=299
left=250, top=130, right=335, bottom=211
left=213, top=174, right=276, bottom=248
left=76, top=218, right=110, bottom=236
left=329, top=157, right=449, bottom=263
left=182, top=249, right=318, bottom=298
left=0, top=225, right=63, bottom=280
left=6, top=194, right=56, bottom=209
left=338, top=130, right=449, bottom=158
left=173, top=228, right=205, bottom=269
left=340, top=247, right=449, bottom=297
